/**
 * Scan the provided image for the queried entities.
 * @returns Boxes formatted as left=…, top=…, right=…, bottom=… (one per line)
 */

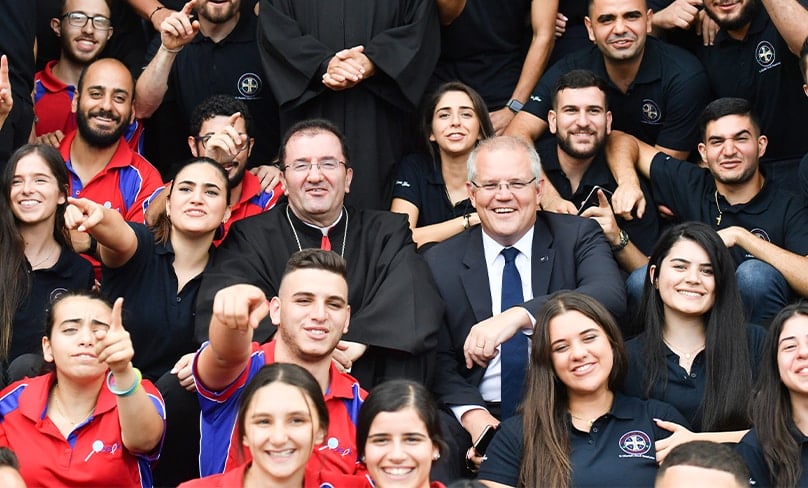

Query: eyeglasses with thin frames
left=470, top=177, right=537, bottom=193
left=60, top=12, right=113, bottom=31
left=283, top=159, right=346, bottom=173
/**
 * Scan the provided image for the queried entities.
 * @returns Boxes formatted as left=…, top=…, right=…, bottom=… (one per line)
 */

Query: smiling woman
left=477, top=291, right=688, bottom=488
left=179, top=363, right=330, bottom=488
left=63, top=157, right=230, bottom=381
left=357, top=379, right=447, bottom=488
left=390, top=82, right=494, bottom=247
left=622, top=222, right=764, bottom=436
left=0, top=144, right=93, bottom=379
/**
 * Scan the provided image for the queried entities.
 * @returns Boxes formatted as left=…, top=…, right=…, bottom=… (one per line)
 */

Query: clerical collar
left=285, top=205, right=349, bottom=257
left=299, top=210, right=344, bottom=236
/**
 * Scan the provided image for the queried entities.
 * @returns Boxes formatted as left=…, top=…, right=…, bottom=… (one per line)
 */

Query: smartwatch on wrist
left=506, top=98, right=524, bottom=113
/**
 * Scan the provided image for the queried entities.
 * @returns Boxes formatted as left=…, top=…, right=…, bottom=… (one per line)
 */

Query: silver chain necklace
left=285, top=205, right=348, bottom=257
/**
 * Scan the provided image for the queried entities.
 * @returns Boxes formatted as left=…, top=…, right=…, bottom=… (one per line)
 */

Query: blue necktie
left=500, top=247, right=527, bottom=419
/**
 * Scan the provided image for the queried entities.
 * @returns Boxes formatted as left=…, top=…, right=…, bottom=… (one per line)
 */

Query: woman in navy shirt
left=65, top=158, right=230, bottom=381
left=736, top=302, right=808, bottom=487
left=391, top=82, right=493, bottom=247
left=478, top=291, right=687, bottom=487
left=622, top=222, right=763, bottom=452
left=0, top=144, right=93, bottom=380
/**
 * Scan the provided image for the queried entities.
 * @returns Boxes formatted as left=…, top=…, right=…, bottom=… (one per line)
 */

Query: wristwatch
left=611, top=229, right=630, bottom=253
left=506, top=98, right=524, bottom=113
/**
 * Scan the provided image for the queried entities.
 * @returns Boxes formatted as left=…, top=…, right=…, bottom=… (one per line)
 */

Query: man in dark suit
left=423, top=135, right=625, bottom=480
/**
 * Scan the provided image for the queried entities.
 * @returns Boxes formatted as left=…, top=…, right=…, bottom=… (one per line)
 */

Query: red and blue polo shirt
left=0, top=372, right=166, bottom=487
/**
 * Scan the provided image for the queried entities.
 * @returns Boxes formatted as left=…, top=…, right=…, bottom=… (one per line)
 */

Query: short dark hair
left=277, top=119, right=351, bottom=168
left=552, top=69, right=609, bottom=110
left=0, top=447, right=20, bottom=470
left=699, top=97, right=761, bottom=141
left=189, top=94, right=253, bottom=138
left=235, top=363, right=329, bottom=463
left=800, top=35, right=808, bottom=84
left=282, top=249, right=348, bottom=283
left=657, top=441, right=749, bottom=485
left=59, top=0, right=112, bottom=15
left=356, top=379, right=445, bottom=459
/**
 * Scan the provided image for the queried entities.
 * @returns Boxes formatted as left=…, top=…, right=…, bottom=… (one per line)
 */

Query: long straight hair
left=519, top=291, right=627, bottom=488
left=635, top=222, right=752, bottom=431
left=0, top=144, right=71, bottom=360
left=751, top=302, right=808, bottom=486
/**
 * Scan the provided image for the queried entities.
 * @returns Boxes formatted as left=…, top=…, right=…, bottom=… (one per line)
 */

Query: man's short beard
left=705, top=0, right=759, bottom=31
left=557, top=132, right=605, bottom=160
left=76, top=109, right=130, bottom=148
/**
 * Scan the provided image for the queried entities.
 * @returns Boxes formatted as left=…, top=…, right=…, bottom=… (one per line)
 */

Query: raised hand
left=94, top=297, right=135, bottom=375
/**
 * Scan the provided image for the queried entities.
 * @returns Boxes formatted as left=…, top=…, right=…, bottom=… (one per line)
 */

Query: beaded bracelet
left=106, top=368, right=142, bottom=397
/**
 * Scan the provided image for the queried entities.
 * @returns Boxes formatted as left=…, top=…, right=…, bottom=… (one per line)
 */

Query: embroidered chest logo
left=618, top=430, right=651, bottom=456
left=755, top=41, right=781, bottom=72
left=49, top=288, right=68, bottom=302
left=237, top=73, right=261, bottom=98
left=319, top=436, right=353, bottom=457
left=641, top=99, right=662, bottom=124
left=756, top=41, right=776, bottom=67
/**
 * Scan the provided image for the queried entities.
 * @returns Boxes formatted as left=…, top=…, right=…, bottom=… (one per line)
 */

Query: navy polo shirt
left=649, top=153, right=808, bottom=265
left=622, top=324, right=765, bottom=431
left=736, top=426, right=808, bottom=487
left=697, top=4, right=808, bottom=163
left=432, top=0, right=532, bottom=108
left=523, top=37, right=710, bottom=152
left=148, top=12, right=279, bottom=164
left=537, top=137, right=662, bottom=254
left=392, top=153, right=474, bottom=227
left=101, top=223, right=213, bottom=381
left=478, top=394, right=689, bottom=486
left=10, top=247, right=94, bottom=362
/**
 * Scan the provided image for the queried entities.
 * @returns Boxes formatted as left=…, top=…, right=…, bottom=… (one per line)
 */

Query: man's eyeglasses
left=283, top=159, right=346, bottom=173
left=470, top=177, right=537, bottom=193
left=61, top=12, right=113, bottom=31
left=194, top=133, right=250, bottom=153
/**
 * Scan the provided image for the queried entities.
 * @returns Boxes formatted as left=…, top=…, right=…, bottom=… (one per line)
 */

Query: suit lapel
left=531, top=214, right=555, bottom=298
left=460, top=228, right=493, bottom=323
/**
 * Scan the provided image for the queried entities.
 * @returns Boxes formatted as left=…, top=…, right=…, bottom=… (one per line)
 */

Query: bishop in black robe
left=257, top=0, right=440, bottom=210
left=195, top=199, right=444, bottom=387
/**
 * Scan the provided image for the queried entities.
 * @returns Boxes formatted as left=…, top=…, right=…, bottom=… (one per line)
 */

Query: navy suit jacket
left=423, top=211, right=626, bottom=409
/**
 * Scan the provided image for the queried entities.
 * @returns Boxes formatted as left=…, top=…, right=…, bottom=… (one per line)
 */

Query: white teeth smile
left=383, top=467, right=414, bottom=476
left=19, top=200, right=40, bottom=208
left=573, top=363, right=593, bottom=373
left=307, top=329, right=327, bottom=336
left=268, top=449, right=295, bottom=457
left=677, top=290, right=702, bottom=297
left=493, top=208, right=514, bottom=214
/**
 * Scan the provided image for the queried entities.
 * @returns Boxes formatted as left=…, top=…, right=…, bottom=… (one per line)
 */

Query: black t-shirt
left=697, top=5, right=808, bottom=163
left=537, top=137, right=662, bottom=254
left=392, top=153, right=473, bottom=228
left=10, top=246, right=94, bottom=362
left=649, top=153, right=808, bottom=265
left=524, top=37, right=710, bottom=152
left=622, top=324, right=765, bottom=430
left=431, top=0, right=532, bottom=108
left=478, top=394, right=689, bottom=487
left=101, top=223, right=211, bottom=381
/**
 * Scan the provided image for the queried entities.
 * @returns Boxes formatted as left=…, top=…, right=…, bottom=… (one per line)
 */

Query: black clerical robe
left=257, top=0, right=440, bottom=210
left=195, top=201, right=443, bottom=387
